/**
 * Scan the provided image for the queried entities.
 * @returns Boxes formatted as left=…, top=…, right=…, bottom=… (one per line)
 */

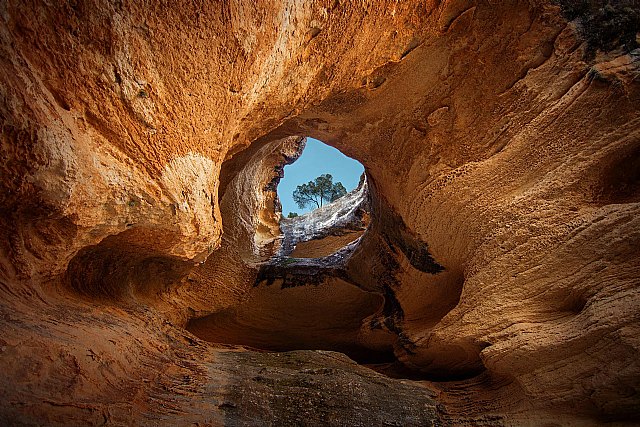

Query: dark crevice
left=379, top=202, right=445, bottom=274
left=253, top=245, right=354, bottom=289
left=592, top=142, right=640, bottom=204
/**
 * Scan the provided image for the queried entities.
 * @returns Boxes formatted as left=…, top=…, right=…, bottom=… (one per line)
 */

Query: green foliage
left=555, top=0, right=639, bottom=56
left=287, top=212, right=299, bottom=218
left=277, top=257, right=298, bottom=266
left=292, top=173, right=347, bottom=210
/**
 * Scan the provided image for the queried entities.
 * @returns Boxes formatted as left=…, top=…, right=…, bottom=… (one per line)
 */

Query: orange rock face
left=1, top=0, right=639, bottom=425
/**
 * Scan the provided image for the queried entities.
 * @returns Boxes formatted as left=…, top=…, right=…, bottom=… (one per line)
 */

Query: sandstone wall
left=0, top=0, right=638, bottom=425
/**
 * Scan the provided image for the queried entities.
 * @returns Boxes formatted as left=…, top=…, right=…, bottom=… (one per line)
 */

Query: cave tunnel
left=186, top=136, right=404, bottom=368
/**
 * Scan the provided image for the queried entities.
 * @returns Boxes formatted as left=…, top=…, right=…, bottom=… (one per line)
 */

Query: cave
left=186, top=136, right=390, bottom=364
left=1, top=1, right=640, bottom=426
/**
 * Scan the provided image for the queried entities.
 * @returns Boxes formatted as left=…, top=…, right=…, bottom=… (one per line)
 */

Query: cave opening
left=184, top=133, right=459, bottom=381
left=276, top=137, right=369, bottom=260
left=277, top=137, right=364, bottom=218
left=186, top=135, right=404, bottom=371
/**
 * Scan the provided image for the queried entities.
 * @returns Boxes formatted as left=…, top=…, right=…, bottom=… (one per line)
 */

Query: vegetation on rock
left=293, top=174, right=347, bottom=210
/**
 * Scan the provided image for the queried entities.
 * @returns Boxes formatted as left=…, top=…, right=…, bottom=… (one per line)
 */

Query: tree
left=287, top=212, right=299, bottom=218
left=292, top=174, right=347, bottom=210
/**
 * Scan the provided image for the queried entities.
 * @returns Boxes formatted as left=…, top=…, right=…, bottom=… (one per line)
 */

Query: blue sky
left=278, top=138, right=364, bottom=216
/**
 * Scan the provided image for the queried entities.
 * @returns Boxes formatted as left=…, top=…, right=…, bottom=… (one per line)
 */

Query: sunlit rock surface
left=279, top=175, right=369, bottom=258
left=1, top=0, right=639, bottom=425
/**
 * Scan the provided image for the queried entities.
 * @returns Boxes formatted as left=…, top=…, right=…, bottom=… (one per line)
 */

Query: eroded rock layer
left=1, top=0, right=639, bottom=425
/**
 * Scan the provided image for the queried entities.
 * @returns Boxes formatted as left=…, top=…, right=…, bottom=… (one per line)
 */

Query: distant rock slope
left=279, top=174, right=369, bottom=258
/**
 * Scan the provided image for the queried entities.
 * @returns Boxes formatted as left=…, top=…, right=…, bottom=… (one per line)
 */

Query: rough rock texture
left=210, top=350, right=443, bottom=427
left=1, top=0, right=639, bottom=425
left=279, top=175, right=369, bottom=258
left=187, top=181, right=388, bottom=364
